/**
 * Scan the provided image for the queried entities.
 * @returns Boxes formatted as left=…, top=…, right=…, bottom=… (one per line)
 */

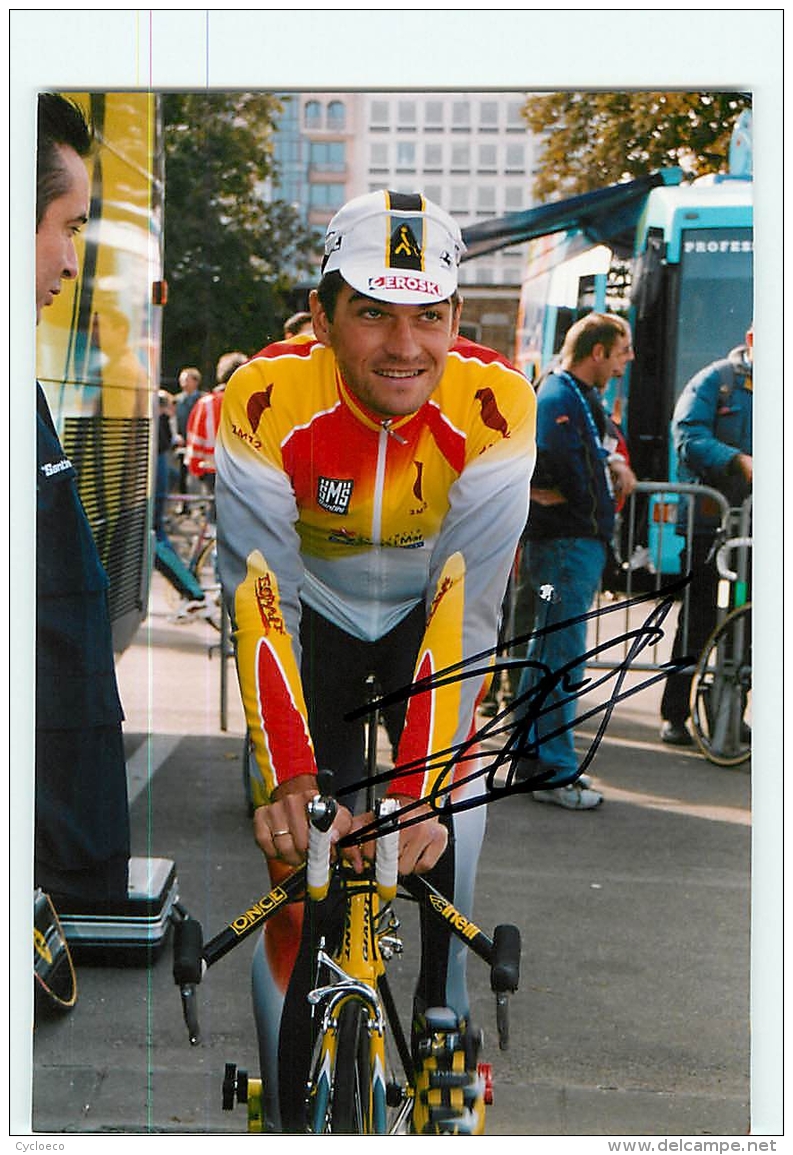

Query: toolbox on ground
left=57, top=856, right=179, bottom=964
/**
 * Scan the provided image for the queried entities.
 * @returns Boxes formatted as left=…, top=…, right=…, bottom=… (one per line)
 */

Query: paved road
left=26, top=574, right=756, bottom=1142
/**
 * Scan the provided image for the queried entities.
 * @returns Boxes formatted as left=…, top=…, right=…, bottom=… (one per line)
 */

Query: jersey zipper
left=371, top=424, right=390, bottom=543
left=372, top=419, right=408, bottom=543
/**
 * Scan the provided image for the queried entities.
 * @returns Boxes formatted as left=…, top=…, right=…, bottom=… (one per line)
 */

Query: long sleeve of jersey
left=215, top=337, right=536, bottom=807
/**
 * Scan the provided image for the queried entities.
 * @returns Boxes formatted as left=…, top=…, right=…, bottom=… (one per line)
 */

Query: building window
left=477, top=144, right=497, bottom=172
left=505, top=143, right=526, bottom=172
left=452, top=100, right=470, bottom=130
left=450, top=185, right=470, bottom=212
left=309, top=140, right=346, bottom=171
left=396, top=141, right=416, bottom=171
left=370, top=99, right=389, bottom=129
left=424, top=100, right=444, bottom=130
left=450, top=142, right=470, bottom=171
left=479, top=100, right=499, bottom=131
left=309, top=183, right=345, bottom=209
left=504, top=185, right=525, bottom=210
left=304, top=100, right=322, bottom=129
left=370, top=141, right=389, bottom=170
left=477, top=186, right=496, bottom=211
left=423, top=184, right=442, bottom=205
left=397, top=100, right=417, bottom=130
left=506, top=100, right=526, bottom=130
left=423, top=142, right=443, bottom=171
left=327, top=100, right=346, bottom=131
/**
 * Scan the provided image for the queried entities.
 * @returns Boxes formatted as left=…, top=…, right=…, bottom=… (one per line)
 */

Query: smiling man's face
left=310, top=283, right=461, bottom=419
left=35, top=144, right=89, bottom=324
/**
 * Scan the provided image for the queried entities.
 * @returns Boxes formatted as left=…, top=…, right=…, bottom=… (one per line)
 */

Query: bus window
left=674, top=226, right=753, bottom=403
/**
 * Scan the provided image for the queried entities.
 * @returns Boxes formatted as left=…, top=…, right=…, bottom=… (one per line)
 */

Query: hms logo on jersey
left=318, top=476, right=354, bottom=515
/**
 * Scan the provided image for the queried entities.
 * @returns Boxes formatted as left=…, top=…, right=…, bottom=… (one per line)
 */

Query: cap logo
left=390, top=222, right=423, bottom=269
left=385, top=191, right=426, bottom=272
left=368, top=274, right=441, bottom=296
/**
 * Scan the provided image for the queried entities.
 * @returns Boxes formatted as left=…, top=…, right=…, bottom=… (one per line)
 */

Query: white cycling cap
left=321, top=189, right=466, bottom=306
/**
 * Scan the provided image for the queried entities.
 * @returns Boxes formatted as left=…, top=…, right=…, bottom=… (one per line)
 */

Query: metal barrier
left=589, top=480, right=732, bottom=672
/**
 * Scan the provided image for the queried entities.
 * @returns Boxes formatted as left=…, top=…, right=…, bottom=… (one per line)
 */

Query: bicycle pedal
left=222, top=1061, right=248, bottom=1110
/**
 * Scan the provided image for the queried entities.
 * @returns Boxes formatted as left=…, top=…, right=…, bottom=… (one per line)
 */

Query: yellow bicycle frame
left=307, top=867, right=395, bottom=1133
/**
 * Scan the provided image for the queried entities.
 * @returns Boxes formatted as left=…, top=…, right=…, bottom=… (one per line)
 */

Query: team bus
left=36, top=91, right=166, bottom=653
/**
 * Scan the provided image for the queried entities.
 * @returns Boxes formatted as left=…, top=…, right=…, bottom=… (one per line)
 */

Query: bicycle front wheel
left=331, top=1000, right=377, bottom=1133
left=308, top=999, right=384, bottom=1134
left=690, top=603, right=752, bottom=767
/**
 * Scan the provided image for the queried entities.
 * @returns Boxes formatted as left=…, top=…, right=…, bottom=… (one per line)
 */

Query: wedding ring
left=272, top=829, right=290, bottom=838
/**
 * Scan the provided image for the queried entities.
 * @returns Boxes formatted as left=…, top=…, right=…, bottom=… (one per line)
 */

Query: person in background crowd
left=174, top=367, right=202, bottom=492
left=154, top=389, right=179, bottom=533
left=282, top=310, right=314, bottom=339
left=184, top=351, right=248, bottom=496
left=659, top=326, right=753, bottom=747
left=509, top=312, right=636, bottom=810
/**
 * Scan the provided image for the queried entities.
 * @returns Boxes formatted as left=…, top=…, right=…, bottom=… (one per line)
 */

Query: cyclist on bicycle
left=215, top=190, right=536, bottom=1132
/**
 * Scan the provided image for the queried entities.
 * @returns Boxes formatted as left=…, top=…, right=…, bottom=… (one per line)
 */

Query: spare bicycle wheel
left=690, top=603, right=752, bottom=767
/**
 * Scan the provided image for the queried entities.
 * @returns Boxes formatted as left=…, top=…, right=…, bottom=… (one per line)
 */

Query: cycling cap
left=322, top=189, right=466, bottom=306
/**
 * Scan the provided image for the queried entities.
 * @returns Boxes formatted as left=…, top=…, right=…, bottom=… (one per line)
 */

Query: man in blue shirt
left=511, top=312, right=635, bottom=808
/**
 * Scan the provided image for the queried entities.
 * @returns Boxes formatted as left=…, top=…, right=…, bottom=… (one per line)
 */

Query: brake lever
left=172, top=908, right=205, bottom=1045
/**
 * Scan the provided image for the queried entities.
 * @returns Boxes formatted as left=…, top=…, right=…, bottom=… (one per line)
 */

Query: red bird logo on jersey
left=247, top=385, right=273, bottom=434
left=413, top=461, right=424, bottom=502
left=474, top=388, right=509, bottom=438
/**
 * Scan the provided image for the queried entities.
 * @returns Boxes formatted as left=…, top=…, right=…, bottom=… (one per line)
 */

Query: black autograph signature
left=336, top=577, right=694, bottom=849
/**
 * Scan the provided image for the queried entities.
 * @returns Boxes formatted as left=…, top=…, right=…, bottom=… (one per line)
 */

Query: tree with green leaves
left=523, top=91, right=752, bottom=201
left=161, top=92, right=319, bottom=386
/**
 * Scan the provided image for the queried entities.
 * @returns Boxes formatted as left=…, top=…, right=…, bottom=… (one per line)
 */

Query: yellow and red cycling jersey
left=215, top=336, right=536, bottom=806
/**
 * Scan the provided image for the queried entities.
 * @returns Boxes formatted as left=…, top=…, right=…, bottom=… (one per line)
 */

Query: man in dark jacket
left=35, top=93, right=130, bottom=909
left=659, top=328, right=753, bottom=745
left=511, top=312, right=635, bottom=808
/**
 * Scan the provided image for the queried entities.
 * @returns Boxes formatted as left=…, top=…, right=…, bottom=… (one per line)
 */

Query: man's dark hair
left=315, top=270, right=345, bottom=322
left=36, top=93, right=92, bottom=228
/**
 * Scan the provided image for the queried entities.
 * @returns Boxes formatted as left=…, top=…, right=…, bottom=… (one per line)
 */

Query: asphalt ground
left=25, top=573, right=760, bottom=1146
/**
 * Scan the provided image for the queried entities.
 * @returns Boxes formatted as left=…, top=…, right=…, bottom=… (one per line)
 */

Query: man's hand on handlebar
left=350, top=797, right=448, bottom=876
left=253, top=774, right=353, bottom=868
